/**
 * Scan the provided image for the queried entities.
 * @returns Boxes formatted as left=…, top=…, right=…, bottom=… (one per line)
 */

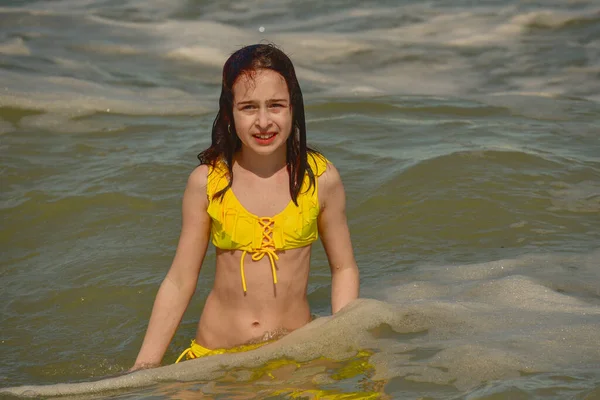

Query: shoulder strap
left=307, top=152, right=329, bottom=178
left=206, top=159, right=230, bottom=199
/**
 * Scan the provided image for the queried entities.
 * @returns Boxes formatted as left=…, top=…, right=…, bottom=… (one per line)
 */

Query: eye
left=242, top=105, right=256, bottom=110
left=269, top=103, right=284, bottom=108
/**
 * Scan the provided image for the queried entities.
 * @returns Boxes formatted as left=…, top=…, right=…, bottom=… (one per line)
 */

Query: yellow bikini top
left=206, top=153, right=329, bottom=292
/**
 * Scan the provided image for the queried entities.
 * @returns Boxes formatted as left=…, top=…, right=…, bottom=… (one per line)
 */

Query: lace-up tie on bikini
left=206, top=153, right=330, bottom=293
left=240, top=217, right=279, bottom=293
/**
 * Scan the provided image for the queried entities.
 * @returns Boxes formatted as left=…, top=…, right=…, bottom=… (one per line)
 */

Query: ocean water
left=1, top=0, right=599, bottom=399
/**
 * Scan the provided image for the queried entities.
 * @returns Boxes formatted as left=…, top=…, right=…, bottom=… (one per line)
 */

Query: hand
left=128, top=362, right=160, bottom=373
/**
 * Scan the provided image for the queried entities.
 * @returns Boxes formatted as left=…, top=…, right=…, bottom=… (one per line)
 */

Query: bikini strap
left=206, top=159, right=230, bottom=200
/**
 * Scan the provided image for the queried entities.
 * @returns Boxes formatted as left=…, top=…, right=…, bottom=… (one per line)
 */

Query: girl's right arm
left=131, top=165, right=211, bottom=370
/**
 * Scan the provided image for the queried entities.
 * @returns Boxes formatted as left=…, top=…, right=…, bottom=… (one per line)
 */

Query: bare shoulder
left=182, top=165, right=210, bottom=209
left=187, top=164, right=210, bottom=190
left=319, top=161, right=343, bottom=189
left=318, top=162, right=345, bottom=208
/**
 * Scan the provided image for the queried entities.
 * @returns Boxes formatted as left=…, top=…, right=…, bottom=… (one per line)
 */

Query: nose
left=255, top=107, right=270, bottom=130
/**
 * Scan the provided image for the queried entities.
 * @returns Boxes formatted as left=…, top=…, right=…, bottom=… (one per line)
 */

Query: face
left=231, top=69, right=292, bottom=157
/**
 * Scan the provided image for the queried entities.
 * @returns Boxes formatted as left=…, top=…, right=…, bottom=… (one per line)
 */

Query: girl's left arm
left=318, top=163, right=360, bottom=313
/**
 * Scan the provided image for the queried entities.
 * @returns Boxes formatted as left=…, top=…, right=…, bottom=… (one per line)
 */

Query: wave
left=513, top=9, right=600, bottom=31
left=0, top=299, right=402, bottom=397
left=4, top=249, right=600, bottom=398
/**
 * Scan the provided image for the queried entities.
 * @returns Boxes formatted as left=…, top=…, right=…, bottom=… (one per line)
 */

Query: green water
left=1, top=0, right=600, bottom=398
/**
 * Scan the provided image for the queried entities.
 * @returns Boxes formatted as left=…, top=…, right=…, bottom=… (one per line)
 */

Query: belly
left=196, top=292, right=312, bottom=348
left=194, top=246, right=313, bottom=349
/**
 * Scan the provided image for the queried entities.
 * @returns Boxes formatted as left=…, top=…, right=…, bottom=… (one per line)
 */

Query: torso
left=195, top=156, right=326, bottom=349
left=195, top=246, right=313, bottom=348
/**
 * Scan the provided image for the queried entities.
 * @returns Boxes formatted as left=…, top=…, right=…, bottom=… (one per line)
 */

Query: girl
left=132, top=44, right=359, bottom=370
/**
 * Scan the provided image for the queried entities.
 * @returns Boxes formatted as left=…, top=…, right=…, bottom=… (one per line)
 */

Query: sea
left=1, top=0, right=599, bottom=399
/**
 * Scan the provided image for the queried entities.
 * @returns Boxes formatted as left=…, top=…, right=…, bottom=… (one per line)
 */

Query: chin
left=244, top=140, right=288, bottom=155
left=255, top=145, right=286, bottom=157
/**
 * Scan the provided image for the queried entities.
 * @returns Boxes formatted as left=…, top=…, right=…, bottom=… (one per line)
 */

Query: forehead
left=232, top=69, right=289, bottom=102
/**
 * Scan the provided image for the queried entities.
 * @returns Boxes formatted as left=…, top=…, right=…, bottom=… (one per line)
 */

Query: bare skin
left=196, top=154, right=356, bottom=349
left=131, top=69, right=359, bottom=371
left=196, top=237, right=312, bottom=348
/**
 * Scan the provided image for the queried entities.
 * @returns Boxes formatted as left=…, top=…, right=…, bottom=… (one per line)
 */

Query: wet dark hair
left=198, top=43, right=320, bottom=205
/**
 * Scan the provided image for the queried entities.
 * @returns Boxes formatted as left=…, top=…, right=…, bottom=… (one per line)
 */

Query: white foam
left=0, top=70, right=210, bottom=118
left=17, top=113, right=119, bottom=134
left=166, top=46, right=229, bottom=67
left=287, top=35, right=373, bottom=63
left=80, top=17, right=263, bottom=69
left=360, top=9, right=522, bottom=47
left=4, top=253, right=600, bottom=397
left=16, top=0, right=187, bottom=19
left=3, top=2, right=597, bottom=103
left=0, top=37, right=30, bottom=56
left=509, top=9, right=592, bottom=29
left=75, top=43, right=142, bottom=56
left=0, top=299, right=401, bottom=397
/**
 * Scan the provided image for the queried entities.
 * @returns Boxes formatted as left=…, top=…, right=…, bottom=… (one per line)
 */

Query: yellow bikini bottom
left=175, top=339, right=270, bottom=363
left=174, top=340, right=382, bottom=399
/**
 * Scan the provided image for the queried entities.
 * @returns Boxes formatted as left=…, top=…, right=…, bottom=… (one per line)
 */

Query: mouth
left=253, top=132, right=276, bottom=140
left=252, top=132, right=278, bottom=145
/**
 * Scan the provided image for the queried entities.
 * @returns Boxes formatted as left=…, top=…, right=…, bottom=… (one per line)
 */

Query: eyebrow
left=236, top=98, right=289, bottom=105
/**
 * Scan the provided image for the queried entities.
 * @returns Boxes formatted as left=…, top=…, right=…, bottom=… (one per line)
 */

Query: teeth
left=256, top=133, right=274, bottom=139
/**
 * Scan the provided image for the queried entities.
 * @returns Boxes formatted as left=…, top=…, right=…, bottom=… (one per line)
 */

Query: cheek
left=279, top=109, right=293, bottom=130
left=232, top=113, right=250, bottom=131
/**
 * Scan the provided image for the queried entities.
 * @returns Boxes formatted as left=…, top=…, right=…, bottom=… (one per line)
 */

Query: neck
left=236, top=147, right=288, bottom=178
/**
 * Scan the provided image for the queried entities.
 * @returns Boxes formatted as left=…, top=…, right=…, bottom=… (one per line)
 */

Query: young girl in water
left=132, top=44, right=360, bottom=370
